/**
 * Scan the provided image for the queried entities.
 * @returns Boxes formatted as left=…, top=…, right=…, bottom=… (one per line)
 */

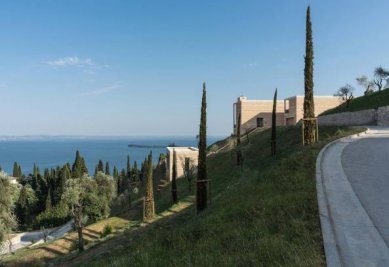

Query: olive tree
left=0, top=172, right=17, bottom=249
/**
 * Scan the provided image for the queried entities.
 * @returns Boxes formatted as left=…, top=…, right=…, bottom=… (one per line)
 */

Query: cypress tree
left=97, top=160, right=104, bottom=173
left=127, top=155, right=131, bottom=178
left=72, top=151, right=82, bottom=178
left=132, top=161, right=138, bottom=182
left=13, top=162, right=19, bottom=177
left=105, top=162, right=110, bottom=175
left=16, top=186, right=28, bottom=226
left=80, top=157, right=88, bottom=174
left=171, top=150, right=178, bottom=204
left=18, top=165, right=22, bottom=178
left=303, top=6, right=316, bottom=145
left=113, top=166, right=118, bottom=179
left=119, top=168, right=126, bottom=193
left=197, top=82, right=208, bottom=212
left=236, top=113, right=242, bottom=166
left=271, top=89, right=277, bottom=156
left=45, top=188, right=52, bottom=210
left=144, top=151, right=155, bottom=222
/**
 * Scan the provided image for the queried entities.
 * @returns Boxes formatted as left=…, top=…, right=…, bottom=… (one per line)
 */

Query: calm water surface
left=0, top=136, right=222, bottom=175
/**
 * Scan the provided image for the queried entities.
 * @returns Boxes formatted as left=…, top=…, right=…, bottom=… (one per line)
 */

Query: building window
left=257, top=117, right=264, bottom=127
left=285, top=100, right=290, bottom=113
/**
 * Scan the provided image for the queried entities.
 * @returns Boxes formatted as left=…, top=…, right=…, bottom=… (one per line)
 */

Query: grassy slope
left=68, top=126, right=363, bottom=267
left=2, top=126, right=364, bottom=267
left=321, top=88, right=389, bottom=115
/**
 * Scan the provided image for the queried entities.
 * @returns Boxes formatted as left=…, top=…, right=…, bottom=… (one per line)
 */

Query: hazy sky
left=0, top=0, right=388, bottom=136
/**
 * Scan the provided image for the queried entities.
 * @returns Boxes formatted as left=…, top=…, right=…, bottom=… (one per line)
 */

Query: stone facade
left=234, top=95, right=341, bottom=134
left=166, top=147, right=198, bottom=181
left=318, top=105, right=389, bottom=126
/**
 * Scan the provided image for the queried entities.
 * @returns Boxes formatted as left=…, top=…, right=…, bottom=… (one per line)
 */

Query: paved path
left=0, top=220, right=73, bottom=255
left=317, top=127, right=389, bottom=267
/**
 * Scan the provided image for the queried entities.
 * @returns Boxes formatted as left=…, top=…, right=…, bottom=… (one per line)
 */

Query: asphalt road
left=342, top=137, right=389, bottom=246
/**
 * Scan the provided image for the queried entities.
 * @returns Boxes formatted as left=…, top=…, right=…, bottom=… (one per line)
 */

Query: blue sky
left=0, top=0, right=388, bottom=136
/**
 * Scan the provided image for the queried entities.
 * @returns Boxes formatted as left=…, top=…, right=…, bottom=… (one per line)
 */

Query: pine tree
left=197, top=82, right=208, bottom=212
left=144, top=151, right=155, bottom=222
left=171, top=150, right=178, bottom=204
left=105, top=162, right=110, bottom=175
left=271, top=89, right=277, bottom=156
left=97, top=160, right=104, bottom=173
left=303, top=6, right=316, bottom=145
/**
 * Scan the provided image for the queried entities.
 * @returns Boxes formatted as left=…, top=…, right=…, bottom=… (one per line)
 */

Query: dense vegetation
left=25, top=126, right=362, bottom=267
left=0, top=150, right=167, bottom=253
left=321, top=87, right=389, bottom=115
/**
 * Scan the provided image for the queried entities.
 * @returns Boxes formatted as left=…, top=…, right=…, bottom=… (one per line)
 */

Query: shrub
left=33, top=202, right=69, bottom=229
left=101, top=224, right=113, bottom=238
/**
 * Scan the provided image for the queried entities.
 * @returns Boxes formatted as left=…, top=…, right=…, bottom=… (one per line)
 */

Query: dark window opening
left=257, top=118, right=264, bottom=127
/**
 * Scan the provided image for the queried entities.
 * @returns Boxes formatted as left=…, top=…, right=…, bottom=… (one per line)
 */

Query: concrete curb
left=315, top=128, right=389, bottom=266
left=316, top=132, right=366, bottom=267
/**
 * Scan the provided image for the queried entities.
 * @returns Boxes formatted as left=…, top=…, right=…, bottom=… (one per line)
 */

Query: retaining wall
left=318, top=105, right=389, bottom=126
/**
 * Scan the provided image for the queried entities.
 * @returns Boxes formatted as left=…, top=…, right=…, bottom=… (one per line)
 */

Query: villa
left=166, top=147, right=198, bottom=181
left=233, top=95, right=341, bottom=134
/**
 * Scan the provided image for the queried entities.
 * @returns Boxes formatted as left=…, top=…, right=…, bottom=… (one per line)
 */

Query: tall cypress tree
left=16, top=186, right=28, bottom=226
left=303, top=6, right=316, bottom=144
left=144, top=151, right=155, bottom=222
left=171, top=150, right=178, bottom=204
left=113, top=166, right=118, bottom=179
left=271, top=89, right=277, bottom=156
left=72, top=151, right=83, bottom=178
left=236, top=113, right=242, bottom=166
left=97, top=160, right=104, bottom=173
left=126, top=155, right=131, bottom=178
left=132, top=161, right=138, bottom=182
left=13, top=162, right=19, bottom=177
left=105, top=162, right=110, bottom=175
left=197, top=82, right=208, bottom=212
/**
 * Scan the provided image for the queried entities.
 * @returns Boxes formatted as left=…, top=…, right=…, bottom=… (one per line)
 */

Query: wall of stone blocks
left=318, top=105, right=389, bottom=126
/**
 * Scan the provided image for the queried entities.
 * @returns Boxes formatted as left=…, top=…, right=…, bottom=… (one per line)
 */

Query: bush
left=33, top=202, right=69, bottom=229
left=101, top=224, right=113, bottom=238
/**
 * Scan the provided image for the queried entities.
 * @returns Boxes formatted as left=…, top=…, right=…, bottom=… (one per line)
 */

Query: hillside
left=3, top=126, right=364, bottom=267
left=321, top=88, right=389, bottom=115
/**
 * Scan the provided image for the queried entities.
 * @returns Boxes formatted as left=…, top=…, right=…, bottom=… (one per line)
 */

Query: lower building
left=233, top=95, right=342, bottom=134
left=166, top=147, right=198, bottom=181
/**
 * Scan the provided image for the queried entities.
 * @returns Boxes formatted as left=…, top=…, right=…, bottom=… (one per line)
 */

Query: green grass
left=321, top=88, right=389, bottom=115
left=2, top=126, right=365, bottom=267
left=56, top=126, right=363, bottom=267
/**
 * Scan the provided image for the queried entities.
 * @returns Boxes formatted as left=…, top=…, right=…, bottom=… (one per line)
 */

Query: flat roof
left=166, top=147, right=199, bottom=152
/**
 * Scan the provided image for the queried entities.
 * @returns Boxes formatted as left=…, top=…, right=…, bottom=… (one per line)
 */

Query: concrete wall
left=166, top=147, right=198, bottom=181
left=318, top=105, right=389, bottom=126
left=235, top=98, right=285, bottom=134
left=318, top=109, right=376, bottom=126
left=285, top=96, right=342, bottom=125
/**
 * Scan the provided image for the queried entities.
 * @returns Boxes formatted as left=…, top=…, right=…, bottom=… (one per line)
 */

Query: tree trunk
left=78, top=226, right=84, bottom=252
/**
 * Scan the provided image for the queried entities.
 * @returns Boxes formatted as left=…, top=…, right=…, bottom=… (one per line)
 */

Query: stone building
left=233, top=95, right=341, bottom=134
left=166, top=147, right=198, bottom=181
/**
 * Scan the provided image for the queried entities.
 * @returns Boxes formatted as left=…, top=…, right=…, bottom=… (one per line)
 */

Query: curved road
left=342, top=136, right=389, bottom=246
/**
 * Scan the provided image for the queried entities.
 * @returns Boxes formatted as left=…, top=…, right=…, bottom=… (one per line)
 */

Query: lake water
left=0, top=136, right=222, bottom=175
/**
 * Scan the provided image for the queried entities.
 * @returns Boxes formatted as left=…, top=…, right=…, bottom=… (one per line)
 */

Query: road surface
left=342, top=136, right=389, bottom=246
